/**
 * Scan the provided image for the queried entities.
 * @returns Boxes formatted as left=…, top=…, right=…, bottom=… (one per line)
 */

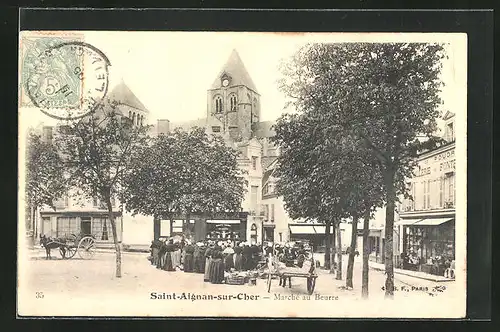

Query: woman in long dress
left=162, top=240, right=175, bottom=271
left=209, top=249, right=225, bottom=284
left=183, top=243, right=195, bottom=273
left=171, top=242, right=182, bottom=269
left=204, top=244, right=214, bottom=282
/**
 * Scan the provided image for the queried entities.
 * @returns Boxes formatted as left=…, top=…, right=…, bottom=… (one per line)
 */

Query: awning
left=312, top=225, right=334, bottom=234
left=206, top=220, right=241, bottom=224
left=399, top=219, right=422, bottom=225
left=289, top=225, right=316, bottom=235
left=412, top=218, right=454, bottom=226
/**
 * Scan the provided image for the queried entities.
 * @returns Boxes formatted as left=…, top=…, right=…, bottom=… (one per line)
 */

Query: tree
left=55, top=100, right=150, bottom=278
left=25, top=131, right=68, bottom=238
left=272, top=112, right=352, bottom=272
left=121, top=127, right=247, bottom=236
left=278, top=42, right=447, bottom=298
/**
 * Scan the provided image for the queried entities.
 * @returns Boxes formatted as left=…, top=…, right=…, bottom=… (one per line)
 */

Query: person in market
left=209, top=247, right=225, bottom=284
left=171, top=239, right=182, bottom=270
left=232, top=244, right=244, bottom=271
left=162, top=238, right=176, bottom=271
left=183, top=240, right=195, bottom=273
left=204, top=241, right=215, bottom=282
left=193, top=242, right=205, bottom=273
left=156, top=239, right=167, bottom=269
left=242, top=242, right=252, bottom=271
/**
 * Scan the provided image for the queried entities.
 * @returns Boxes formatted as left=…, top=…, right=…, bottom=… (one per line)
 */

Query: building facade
left=34, top=81, right=151, bottom=247
left=398, top=111, right=456, bottom=274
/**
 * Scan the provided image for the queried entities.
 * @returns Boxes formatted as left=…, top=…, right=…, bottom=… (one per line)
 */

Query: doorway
left=81, top=217, right=91, bottom=236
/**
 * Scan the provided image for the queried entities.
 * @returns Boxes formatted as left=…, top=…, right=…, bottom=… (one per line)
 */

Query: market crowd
left=149, top=236, right=313, bottom=284
left=149, top=237, right=269, bottom=284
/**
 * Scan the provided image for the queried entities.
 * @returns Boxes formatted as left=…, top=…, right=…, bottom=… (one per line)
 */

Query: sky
left=19, top=32, right=467, bottom=134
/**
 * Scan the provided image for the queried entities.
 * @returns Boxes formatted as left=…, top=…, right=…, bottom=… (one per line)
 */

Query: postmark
left=21, top=34, right=111, bottom=120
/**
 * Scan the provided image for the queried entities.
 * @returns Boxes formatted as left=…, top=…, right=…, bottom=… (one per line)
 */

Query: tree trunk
left=336, top=221, right=342, bottom=280
left=346, top=215, right=359, bottom=289
left=330, top=221, right=336, bottom=274
left=107, top=199, right=122, bottom=278
left=324, top=219, right=331, bottom=269
left=383, top=168, right=396, bottom=298
left=362, top=209, right=370, bottom=299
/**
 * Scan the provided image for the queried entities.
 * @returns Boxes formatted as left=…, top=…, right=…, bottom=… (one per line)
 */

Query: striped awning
left=412, top=218, right=454, bottom=226
left=206, top=220, right=241, bottom=224
left=289, top=225, right=316, bottom=235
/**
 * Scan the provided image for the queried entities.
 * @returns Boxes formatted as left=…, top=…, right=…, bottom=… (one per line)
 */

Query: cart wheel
left=66, top=245, right=77, bottom=258
left=267, top=271, right=272, bottom=293
left=307, top=277, right=316, bottom=295
left=78, top=236, right=96, bottom=259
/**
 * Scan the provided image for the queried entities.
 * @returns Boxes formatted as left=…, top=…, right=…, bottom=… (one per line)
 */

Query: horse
left=39, top=234, right=66, bottom=259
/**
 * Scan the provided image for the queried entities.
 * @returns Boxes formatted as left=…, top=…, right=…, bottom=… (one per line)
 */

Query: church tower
left=206, top=50, right=261, bottom=141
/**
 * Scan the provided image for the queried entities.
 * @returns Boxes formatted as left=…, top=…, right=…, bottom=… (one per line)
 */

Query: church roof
left=107, top=80, right=149, bottom=112
left=253, top=120, right=275, bottom=138
left=210, top=50, right=259, bottom=93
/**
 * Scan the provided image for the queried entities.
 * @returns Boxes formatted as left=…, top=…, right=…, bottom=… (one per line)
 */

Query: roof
left=210, top=50, right=258, bottom=93
left=169, top=118, right=207, bottom=131
left=253, top=121, right=275, bottom=138
left=107, top=80, right=148, bottom=112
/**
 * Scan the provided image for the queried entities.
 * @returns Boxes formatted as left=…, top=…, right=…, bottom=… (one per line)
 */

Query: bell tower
left=206, top=49, right=260, bottom=141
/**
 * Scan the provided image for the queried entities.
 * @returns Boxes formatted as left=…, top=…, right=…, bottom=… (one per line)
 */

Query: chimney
left=157, top=119, right=170, bottom=136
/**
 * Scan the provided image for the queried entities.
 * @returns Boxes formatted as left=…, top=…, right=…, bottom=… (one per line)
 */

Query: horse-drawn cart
left=40, top=233, right=97, bottom=259
left=265, top=253, right=318, bottom=295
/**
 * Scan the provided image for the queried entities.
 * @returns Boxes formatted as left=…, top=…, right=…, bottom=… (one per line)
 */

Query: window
left=43, top=126, right=53, bottom=142
left=271, top=204, right=275, bottom=222
left=214, top=96, right=223, bottom=113
left=439, top=178, right=444, bottom=207
left=250, top=186, right=258, bottom=213
left=172, top=220, right=183, bottom=234
left=230, top=94, right=237, bottom=111
left=448, top=174, right=455, bottom=206
left=92, top=217, right=109, bottom=241
left=263, top=183, right=268, bottom=195
left=128, top=111, right=131, bottom=119
left=56, top=217, right=78, bottom=238
left=427, top=180, right=431, bottom=209
left=447, top=123, right=455, bottom=142
left=252, top=156, right=258, bottom=170
left=212, top=126, right=221, bottom=133
left=423, top=181, right=427, bottom=209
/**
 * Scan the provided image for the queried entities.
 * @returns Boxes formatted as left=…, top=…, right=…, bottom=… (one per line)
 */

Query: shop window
left=212, top=126, right=221, bottom=133
left=92, top=217, right=109, bottom=241
left=56, top=217, right=78, bottom=238
left=171, top=220, right=183, bottom=234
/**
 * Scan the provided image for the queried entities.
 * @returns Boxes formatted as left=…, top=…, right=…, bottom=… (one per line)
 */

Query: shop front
left=155, top=212, right=248, bottom=242
left=401, top=217, right=455, bottom=275
left=288, top=224, right=333, bottom=252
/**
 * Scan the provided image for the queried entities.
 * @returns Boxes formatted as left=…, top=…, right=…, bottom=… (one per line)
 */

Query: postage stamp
left=20, top=32, right=110, bottom=120
left=18, top=30, right=469, bottom=319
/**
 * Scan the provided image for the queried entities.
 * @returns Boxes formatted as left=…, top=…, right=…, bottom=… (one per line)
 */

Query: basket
left=225, top=276, right=247, bottom=285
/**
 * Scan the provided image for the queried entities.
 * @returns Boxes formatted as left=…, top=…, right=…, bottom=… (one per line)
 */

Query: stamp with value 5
left=20, top=32, right=111, bottom=120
